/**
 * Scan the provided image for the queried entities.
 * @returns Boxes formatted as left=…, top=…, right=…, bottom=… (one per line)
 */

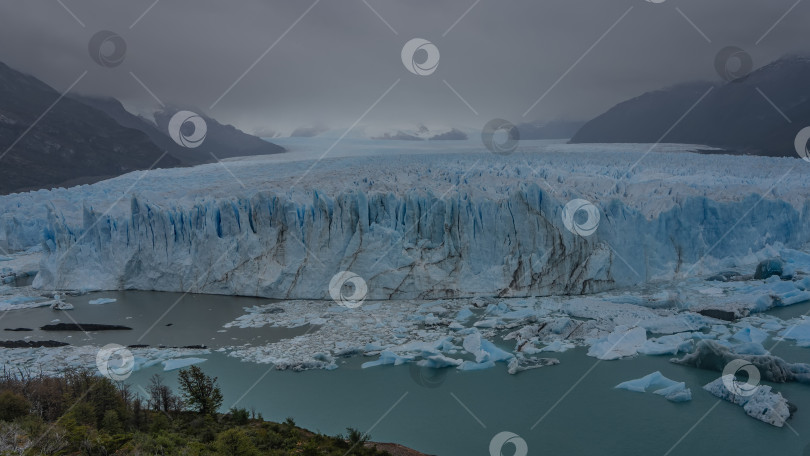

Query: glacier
left=0, top=145, right=803, bottom=300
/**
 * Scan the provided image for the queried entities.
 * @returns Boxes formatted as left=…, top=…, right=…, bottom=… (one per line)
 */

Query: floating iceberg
left=615, top=371, right=692, bottom=402
left=539, top=340, right=575, bottom=353
left=506, top=355, right=559, bottom=374
left=732, top=326, right=769, bottom=344
left=639, top=334, right=693, bottom=356
left=162, top=357, right=207, bottom=371
left=361, top=351, right=414, bottom=369
left=703, top=376, right=793, bottom=427
left=88, top=298, right=117, bottom=305
left=672, top=340, right=810, bottom=384
left=779, top=321, right=810, bottom=347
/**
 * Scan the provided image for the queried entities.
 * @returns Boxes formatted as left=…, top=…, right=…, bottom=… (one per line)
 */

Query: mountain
left=0, top=62, right=178, bottom=195
left=571, top=55, right=810, bottom=157
left=76, top=96, right=285, bottom=166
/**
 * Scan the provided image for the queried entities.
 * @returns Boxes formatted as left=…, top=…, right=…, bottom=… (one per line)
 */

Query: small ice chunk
left=732, top=342, right=769, bottom=355
left=539, top=340, right=575, bottom=353
left=639, top=334, right=692, bottom=356
left=463, top=332, right=485, bottom=362
left=455, top=308, right=474, bottom=321
left=480, top=339, right=514, bottom=363
left=779, top=321, right=810, bottom=347
left=417, top=354, right=462, bottom=369
left=458, top=360, right=496, bottom=371
left=162, top=357, right=207, bottom=371
left=587, top=326, right=647, bottom=360
left=732, top=326, right=768, bottom=344
left=361, top=350, right=413, bottom=368
left=506, top=356, right=559, bottom=374
left=88, top=298, right=117, bottom=305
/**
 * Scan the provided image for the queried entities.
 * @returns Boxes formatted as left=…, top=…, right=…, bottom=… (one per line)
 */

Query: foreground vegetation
left=0, top=365, right=392, bottom=455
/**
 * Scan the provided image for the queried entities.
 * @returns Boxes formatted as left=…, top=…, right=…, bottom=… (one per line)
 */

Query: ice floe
left=615, top=371, right=692, bottom=402
left=703, top=376, right=793, bottom=427
left=587, top=326, right=647, bottom=360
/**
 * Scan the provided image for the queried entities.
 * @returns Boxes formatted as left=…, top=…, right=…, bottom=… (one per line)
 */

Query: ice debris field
left=1, top=142, right=810, bottom=427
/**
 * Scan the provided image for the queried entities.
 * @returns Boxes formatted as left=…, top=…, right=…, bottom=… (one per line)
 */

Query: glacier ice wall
left=33, top=184, right=810, bottom=299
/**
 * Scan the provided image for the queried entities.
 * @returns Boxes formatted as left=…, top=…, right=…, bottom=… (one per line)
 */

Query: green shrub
left=0, top=390, right=29, bottom=421
left=229, top=407, right=250, bottom=425
left=149, top=412, right=171, bottom=434
left=101, top=409, right=122, bottom=434
left=215, top=428, right=258, bottom=456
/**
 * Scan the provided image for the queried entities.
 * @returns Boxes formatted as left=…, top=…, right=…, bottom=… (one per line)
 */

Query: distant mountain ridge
left=0, top=61, right=178, bottom=195
left=0, top=61, right=284, bottom=195
left=571, top=55, right=810, bottom=157
left=75, top=96, right=285, bottom=166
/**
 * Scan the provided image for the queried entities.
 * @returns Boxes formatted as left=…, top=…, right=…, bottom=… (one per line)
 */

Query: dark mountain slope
left=75, top=96, right=286, bottom=166
left=571, top=56, right=810, bottom=157
left=0, top=62, right=178, bottom=194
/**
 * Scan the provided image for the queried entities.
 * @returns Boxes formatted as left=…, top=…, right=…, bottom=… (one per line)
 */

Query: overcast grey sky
left=0, top=0, right=807, bottom=135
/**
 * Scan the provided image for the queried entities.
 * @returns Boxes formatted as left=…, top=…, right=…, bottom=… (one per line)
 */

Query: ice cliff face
left=33, top=182, right=810, bottom=300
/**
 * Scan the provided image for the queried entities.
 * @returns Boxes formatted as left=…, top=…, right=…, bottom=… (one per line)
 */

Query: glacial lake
left=4, top=290, right=810, bottom=455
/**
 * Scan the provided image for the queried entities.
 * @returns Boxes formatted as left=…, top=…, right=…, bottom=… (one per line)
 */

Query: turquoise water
left=127, top=346, right=810, bottom=456
left=8, top=290, right=809, bottom=455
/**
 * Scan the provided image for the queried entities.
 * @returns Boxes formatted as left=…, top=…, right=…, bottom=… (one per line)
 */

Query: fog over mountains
left=2, top=51, right=808, bottom=195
